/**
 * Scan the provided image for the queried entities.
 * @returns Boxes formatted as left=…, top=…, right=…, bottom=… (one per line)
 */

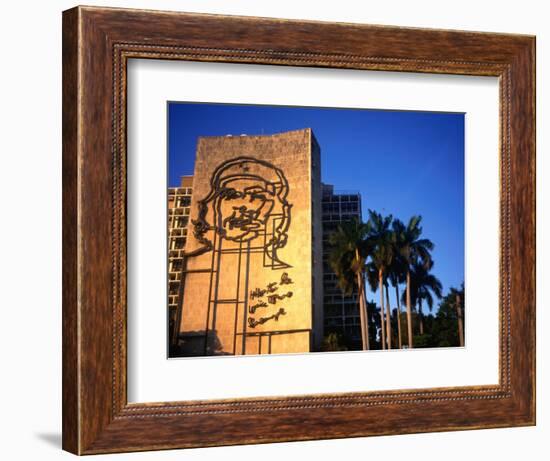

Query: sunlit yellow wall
left=178, top=128, right=322, bottom=356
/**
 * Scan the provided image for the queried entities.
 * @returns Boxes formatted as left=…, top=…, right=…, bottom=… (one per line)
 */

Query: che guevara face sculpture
left=190, top=157, right=291, bottom=268
left=216, top=178, right=276, bottom=242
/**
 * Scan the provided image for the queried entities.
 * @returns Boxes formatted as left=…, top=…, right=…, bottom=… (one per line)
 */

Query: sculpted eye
left=220, top=187, right=243, bottom=200
left=249, top=193, right=266, bottom=202
left=245, top=186, right=269, bottom=202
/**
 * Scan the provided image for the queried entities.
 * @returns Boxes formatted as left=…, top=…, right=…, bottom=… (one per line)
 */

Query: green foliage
left=430, top=284, right=465, bottom=347
left=365, top=210, right=394, bottom=284
left=321, top=332, right=349, bottom=352
left=328, top=217, right=370, bottom=295
left=413, top=334, right=433, bottom=348
left=393, top=215, right=434, bottom=270
left=325, top=208, right=463, bottom=351
left=408, top=288, right=465, bottom=348
left=403, top=262, right=443, bottom=312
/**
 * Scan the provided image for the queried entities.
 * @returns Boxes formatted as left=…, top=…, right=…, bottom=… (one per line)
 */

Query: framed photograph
left=62, top=5, right=535, bottom=454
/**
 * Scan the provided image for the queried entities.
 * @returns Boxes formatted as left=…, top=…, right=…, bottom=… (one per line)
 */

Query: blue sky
left=168, top=102, right=464, bottom=308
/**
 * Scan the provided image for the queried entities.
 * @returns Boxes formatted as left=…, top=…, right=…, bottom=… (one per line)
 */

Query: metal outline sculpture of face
left=191, top=157, right=292, bottom=268
left=216, top=177, right=276, bottom=242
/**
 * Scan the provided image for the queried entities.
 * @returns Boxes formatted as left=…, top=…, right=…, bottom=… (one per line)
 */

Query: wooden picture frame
left=62, top=5, right=535, bottom=455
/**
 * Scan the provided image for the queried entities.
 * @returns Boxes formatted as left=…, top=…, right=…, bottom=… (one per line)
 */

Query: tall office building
left=167, top=176, right=193, bottom=343
left=172, top=129, right=324, bottom=356
left=321, top=184, right=363, bottom=345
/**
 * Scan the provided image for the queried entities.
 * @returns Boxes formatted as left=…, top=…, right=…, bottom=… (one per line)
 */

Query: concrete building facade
left=173, top=129, right=323, bottom=356
left=167, top=176, right=193, bottom=343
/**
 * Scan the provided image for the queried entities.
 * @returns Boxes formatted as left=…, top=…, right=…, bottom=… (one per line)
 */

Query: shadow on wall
left=170, top=330, right=231, bottom=357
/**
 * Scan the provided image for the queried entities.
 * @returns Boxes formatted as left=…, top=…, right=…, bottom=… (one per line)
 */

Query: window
left=175, top=216, right=189, bottom=228
left=170, top=259, right=183, bottom=272
left=341, top=202, right=358, bottom=213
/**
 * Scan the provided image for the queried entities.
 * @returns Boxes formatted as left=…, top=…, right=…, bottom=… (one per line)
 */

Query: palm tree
left=387, top=223, right=407, bottom=348
left=328, top=218, right=371, bottom=350
left=449, top=284, right=465, bottom=347
left=394, top=216, right=434, bottom=348
left=365, top=260, right=384, bottom=349
left=385, top=281, right=392, bottom=347
left=407, top=261, right=443, bottom=336
left=366, top=210, right=394, bottom=349
left=387, top=251, right=406, bottom=349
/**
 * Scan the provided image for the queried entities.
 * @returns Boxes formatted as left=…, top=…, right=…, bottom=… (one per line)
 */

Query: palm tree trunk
left=406, top=270, right=413, bottom=348
left=385, top=283, right=392, bottom=349
left=356, top=270, right=370, bottom=350
left=456, top=293, right=464, bottom=347
left=378, top=270, right=386, bottom=350
left=395, top=284, right=402, bottom=349
left=418, top=299, right=424, bottom=335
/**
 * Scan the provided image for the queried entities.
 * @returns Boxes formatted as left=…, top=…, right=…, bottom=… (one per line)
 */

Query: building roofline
left=196, top=127, right=314, bottom=141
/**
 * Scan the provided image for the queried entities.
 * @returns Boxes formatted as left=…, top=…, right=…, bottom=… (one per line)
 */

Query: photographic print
left=167, top=102, right=465, bottom=358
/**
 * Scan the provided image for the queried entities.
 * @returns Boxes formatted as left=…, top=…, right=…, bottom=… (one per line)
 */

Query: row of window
left=174, top=196, right=192, bottom=207
left=170, top=216, right=189, bottom=229
left=171, top=187, right=193, bottom=195
left=324, top=294, right=358, bottom=304
left=325, top=303, right=360, bottom=317
left=322, top=194, right=359, bottom=203
left=169, top=260, right=183, bottom=272
left=321, top=202, right=360, bottom=213
left=169, top=206, right=191, bottom=216
left=169, top=236, right=187, bottom=250
left=322, top=213, right=361, bottom=222
left=169, top=228, right=188, bottom=237
left=325, top=316, right=361, bottom=327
